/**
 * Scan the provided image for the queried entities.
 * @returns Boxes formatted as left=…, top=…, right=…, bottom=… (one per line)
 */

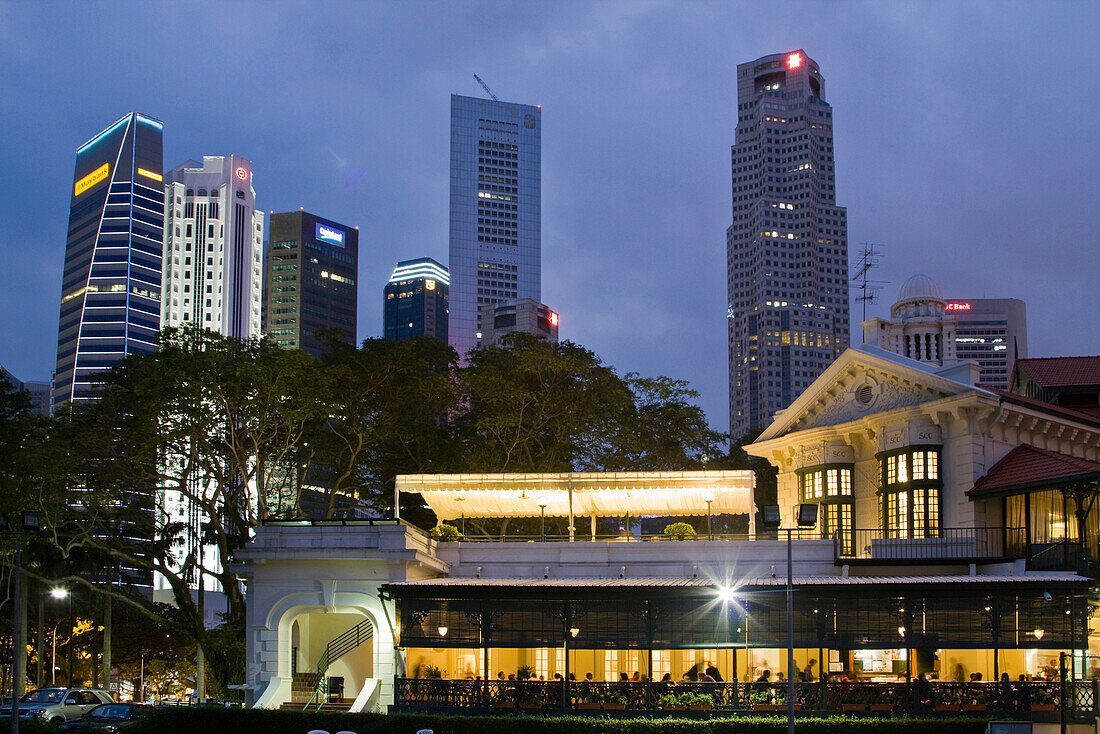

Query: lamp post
left=51, top=587, right=73, bottom=686
left=703, top=492, right=715, bottom=540
left=538, top=497, right=548, bottom=541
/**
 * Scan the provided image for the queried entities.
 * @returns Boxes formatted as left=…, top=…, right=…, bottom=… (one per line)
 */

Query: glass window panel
left=927, top=487, right=940, bottom=536
left=912, top=451, right=925, bottom=480
left=826, top=469, right=838, bottom=496
left=839, top=468, right=852, bottom=495
left=897, top=454, right=908, bottom=483
left=913, top=488, right=926, bottom=539
left=886, top=456, right=897, bottom=484
left=927, top=450, right=939, bottom=479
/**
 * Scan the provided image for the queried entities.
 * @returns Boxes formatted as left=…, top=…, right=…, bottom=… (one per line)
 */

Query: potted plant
left=577, top=689, right=603, bottom=710
left=518, top=690, right=543, bottom=709
left=601, top=690, right=629, bottom=710
left=423, top=664, right=444, bottom=679
left=430, top=523, right=463, bottom=541
left=686, top=691, right=714, bottom=711
left=962, top=687, right=988, bottom=712
left=869, top=687, right=896, bottom=712
left=516, top=664, right=536, bottom=680
left=657, top=693, right=686, bottom=712
left=775, top=690, right=802, bottom=712
left=841, top=688, right=868, bottom=712
left=1029, top=688, right=1057, bottom=712
left=933, top=687, right=961, bottom=712
left=663, top=522, right=697, bottom=541
left=751, top=688, right=778, bottom=711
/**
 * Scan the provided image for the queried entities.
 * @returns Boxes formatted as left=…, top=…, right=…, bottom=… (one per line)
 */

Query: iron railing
left=393, top=677, right=1100, bottom=719
left=836, top=527, right=1026, bottom=564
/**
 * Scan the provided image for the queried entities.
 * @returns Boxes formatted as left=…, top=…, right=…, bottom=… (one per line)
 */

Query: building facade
left=54, top=113, right=164, bottom=411
left=161, top=156, right=264, bottom=339
left=448, top=94, right=541, bottom=359
left=479, top=298, right=558, bottom=347
left=727, top=50, right=849, bottom=438
left=383, top=257, right=449, bottom=342
left=264, top=211, right=358, bottom=357
left=945, top=298, right=1028, bottom=390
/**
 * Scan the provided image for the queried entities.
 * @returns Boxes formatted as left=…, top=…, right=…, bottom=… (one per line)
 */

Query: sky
left=1, top=1, right=1098, bottom=432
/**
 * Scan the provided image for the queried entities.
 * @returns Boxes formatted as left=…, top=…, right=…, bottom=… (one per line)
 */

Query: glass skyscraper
left=448, top=94, right=541, bottom=358
left=727, top=51, right=849, bottom=438
left=54, top=112, right=164, bottom=411
left=384, top=257, right=449, bottom=342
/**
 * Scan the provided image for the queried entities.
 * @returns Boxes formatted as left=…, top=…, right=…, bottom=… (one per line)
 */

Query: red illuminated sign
left=945, top=303, right=972, bottom=311
left=549, top=312, right=559, bottom=327
left=788, top=52, right=802, bottom=69
left=235, top=166, right=248, bottom=181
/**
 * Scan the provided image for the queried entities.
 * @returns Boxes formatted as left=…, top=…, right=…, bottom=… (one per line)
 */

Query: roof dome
left=897, top=273, right=943, bottom=302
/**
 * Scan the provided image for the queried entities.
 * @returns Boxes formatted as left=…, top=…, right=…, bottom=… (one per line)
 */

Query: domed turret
left=897, top=273, right=943, bottom=302
left=891, top=274, right=946, bottom=321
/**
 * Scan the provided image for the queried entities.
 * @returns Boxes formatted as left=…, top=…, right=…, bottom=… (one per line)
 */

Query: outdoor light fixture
left=437, top=626, right=448, bottom=637
left=717, top=586, right=736, bottom=604
left=570, top=627, right=579, bottom=638
left=1033, top=628, right=1045, bottom=640
left=898, top=626, right=906, bottom=637
left=797, top=503, right=818, bottom=527
left=50, top=588, right=68, bottom=600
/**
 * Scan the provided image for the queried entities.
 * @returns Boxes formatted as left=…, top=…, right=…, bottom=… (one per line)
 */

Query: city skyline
left=3, top=3, right=1099, bottom=430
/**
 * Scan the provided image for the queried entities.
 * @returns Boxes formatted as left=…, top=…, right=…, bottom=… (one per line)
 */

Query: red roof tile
left=987, top=388, right=1100, bottom=427
left=969, top=444, right=1100, bottom=496
left=1016, top=356, right=1100, bottom=388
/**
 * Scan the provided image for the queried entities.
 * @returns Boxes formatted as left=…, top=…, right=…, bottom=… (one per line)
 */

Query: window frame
left=878, top=446, right=943, bottom=538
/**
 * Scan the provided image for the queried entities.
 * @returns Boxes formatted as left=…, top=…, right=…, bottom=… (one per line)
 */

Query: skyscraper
left=383, top=257, right=449, bottom=342
left=448, top=94, right=541, bottom=358
left=54, top=113, right=164, bottom=411
left=264, top=210, right=358, bottom=357
left=944, top=298, right=1027, bottom=390
left=727, top=51, right=849, bottom=438
left=161, top=156, right=264, bottom=339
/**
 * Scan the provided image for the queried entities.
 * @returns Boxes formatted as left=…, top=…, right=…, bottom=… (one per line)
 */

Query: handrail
left=303, top=619, right=374, bottom=711
left=837, top=527, right=1026, bottom=563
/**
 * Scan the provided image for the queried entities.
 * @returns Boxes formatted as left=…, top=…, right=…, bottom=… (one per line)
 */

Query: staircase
left=302, top=618, right=374, bottom=711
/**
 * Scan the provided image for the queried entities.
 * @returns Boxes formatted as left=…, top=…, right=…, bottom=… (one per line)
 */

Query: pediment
left=761, top=347, right=980, bottom=440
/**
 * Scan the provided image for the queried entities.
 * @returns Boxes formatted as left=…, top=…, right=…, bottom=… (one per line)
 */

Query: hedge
left=124, top=708, right=993, bottom=734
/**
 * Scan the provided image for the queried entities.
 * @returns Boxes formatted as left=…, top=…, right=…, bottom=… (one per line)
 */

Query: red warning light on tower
left=549, top=312, right=559, bottom=327
left=788, top=52, right=802, bottom=69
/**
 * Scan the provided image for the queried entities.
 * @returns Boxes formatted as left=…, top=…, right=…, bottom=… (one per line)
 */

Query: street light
left=50, top=588, right=73, bottom=687
left=703, top=492, right=715, bottom=540
left=537, top=497, right=549, bottom=541
left=760, top=503, right=818, bottom=734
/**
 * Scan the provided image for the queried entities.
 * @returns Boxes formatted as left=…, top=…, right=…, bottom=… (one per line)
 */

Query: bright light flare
left=717, top=586, right=736, bottom=604
left=51, top=588, right=68, bottom=599
left=788, top=52, right=802, bottom=69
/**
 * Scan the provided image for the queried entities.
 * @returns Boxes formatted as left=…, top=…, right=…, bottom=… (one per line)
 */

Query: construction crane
left=473, top=74, right=499, bottom=101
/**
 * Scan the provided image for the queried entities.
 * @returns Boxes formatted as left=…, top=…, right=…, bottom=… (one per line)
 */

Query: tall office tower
left=727, top=51, right=849, bottom=438
left=383, top=257, right=450, bottom=341
left=944, top=298, right=1028, bottom=390
left=448, top=94, right=541, bottom=358
left=264, top=210, right=358, bottom=357
left=54, top=113, right=164, bottom=411
left=161, top=156, right=264, bottom=339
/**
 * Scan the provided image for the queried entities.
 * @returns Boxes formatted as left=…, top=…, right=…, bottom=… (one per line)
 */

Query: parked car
left=5, top=687, right=114, bottom=724
left=60, top=703, right=150, bottom=732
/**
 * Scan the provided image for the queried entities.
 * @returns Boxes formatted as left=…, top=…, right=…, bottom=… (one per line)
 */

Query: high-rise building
left=54, top=113, right=164, bottom=411
left=264, top=210, right=358, bottom=357
left=727, top=50, right=848, bottom=438
left=448, top=94, right=541, bottom=358
left=480, top=298, right=559, bottom=347
left=944, top=298, right=1027, bottom=390
left=161, top=156, right=264, bottom=339
left=1, top=366, right=51, bottom=416
left=383, top=257, right=449, bottom=342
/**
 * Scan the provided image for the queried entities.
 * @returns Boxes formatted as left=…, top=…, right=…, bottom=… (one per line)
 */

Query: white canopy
left=395, top=470, right=755, bottom=520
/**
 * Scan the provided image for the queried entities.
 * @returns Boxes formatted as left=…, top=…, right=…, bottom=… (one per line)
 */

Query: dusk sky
left=2, top=1, right=1098, bottom=431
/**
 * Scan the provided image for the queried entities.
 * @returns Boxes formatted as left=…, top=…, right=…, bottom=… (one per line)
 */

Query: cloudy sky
left=1, top=1, right=1097, bottom=431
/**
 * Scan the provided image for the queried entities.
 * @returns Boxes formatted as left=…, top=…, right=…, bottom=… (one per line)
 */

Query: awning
left=395, top=470, right=755, bottom=520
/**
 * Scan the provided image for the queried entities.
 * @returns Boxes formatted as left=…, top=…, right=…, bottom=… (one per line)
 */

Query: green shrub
left=430, top=523, right=463, bottom=541
left=423, top=664, right=444, bottom=678
left=125, top=708, right=994, bottom=734
left=663, top=522, right=697, bottom=541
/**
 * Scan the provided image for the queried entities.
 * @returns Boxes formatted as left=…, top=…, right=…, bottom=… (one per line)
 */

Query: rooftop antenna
left=473, top=73, right=500, bottom=101
left=849, top=243, right=886, bottom=327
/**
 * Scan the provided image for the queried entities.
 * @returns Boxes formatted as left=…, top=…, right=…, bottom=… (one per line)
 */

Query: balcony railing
left=836, top=527, right=1026, bottom=564
left=393, top=677, right=1099, bottom=719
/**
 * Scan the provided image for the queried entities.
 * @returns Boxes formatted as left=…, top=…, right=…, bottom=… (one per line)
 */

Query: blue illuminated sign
left=315, top=223, right=345, bottom=247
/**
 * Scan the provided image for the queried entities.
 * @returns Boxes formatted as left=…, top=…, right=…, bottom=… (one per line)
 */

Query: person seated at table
left=631, top=671, right=641, bottom=682
left=661, top=673, right=672, bottom=682
left=756, top=669, right=772, bottom=683
left=705, top=664, right=723, bottom=682
left=619, top=672, right=629, bottom=681
left=497, top=671, right=505, bottom=680
left=800, top=659, right=817, bottom=682
left=776, top=671, right=786, bottom=683
left=699, top=671, right=715, bottom=682
left=585, top=673, right=593, bottom=681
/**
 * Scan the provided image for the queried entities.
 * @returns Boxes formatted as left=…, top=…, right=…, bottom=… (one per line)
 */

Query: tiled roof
left=988, top=388, right=1100, bottom=427
left=1016, top=356, right=1100, bottom=388
left=386, top=573, right=1087, bottom=588
left=969, top=444, right=1100, bottom=496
